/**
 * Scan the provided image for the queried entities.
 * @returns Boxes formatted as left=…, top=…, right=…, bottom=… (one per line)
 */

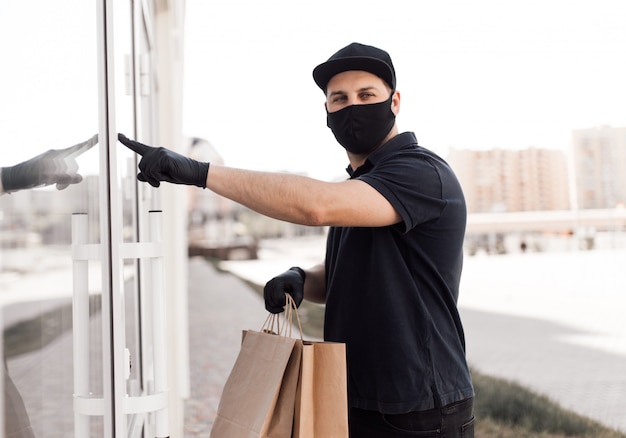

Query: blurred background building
left=447, top=125, right=626, bottom=254
left=448, top=147, right=570, bottom=213
left=571, top=126, right=626, bottom=210
left=448, top=125, right=626, bottom=215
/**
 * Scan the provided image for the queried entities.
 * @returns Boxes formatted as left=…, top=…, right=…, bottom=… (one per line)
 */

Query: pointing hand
left=118, top=133, right=209, bottom=188
left=1, top=134, right=98, bottom=193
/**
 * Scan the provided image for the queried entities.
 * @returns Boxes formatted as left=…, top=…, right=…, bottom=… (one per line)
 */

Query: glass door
left=109, top=1, right=169, bottom=437
left=0, top=1, right=103, bottom=436
left=95, top=0, right=168, bottom=436
left=0, top=1, right=169, bottom=436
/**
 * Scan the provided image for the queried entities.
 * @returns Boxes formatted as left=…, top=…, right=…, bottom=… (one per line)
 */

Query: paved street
left=184, top=257, right=269, bottom=437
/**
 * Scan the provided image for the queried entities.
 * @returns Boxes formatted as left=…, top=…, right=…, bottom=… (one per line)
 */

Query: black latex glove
left=263, top=267, right=306, bottom=313
left=118, top=133, right=209, bottom=188
left=1, top=134, right=98, bottom=193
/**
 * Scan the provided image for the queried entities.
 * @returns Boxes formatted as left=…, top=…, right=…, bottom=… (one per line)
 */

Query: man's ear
left=391, top=90, right=401, bottom=116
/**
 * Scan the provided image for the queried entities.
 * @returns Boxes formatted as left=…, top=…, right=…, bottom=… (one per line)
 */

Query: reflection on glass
left=1, top=135, right=98, bottom=194
left=1, top=144, right=102, bottom=437
left=0, top=0, right=100, bottom=436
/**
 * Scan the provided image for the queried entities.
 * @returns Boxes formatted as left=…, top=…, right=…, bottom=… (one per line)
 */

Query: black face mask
left=326, top=93, right=396, bottom=155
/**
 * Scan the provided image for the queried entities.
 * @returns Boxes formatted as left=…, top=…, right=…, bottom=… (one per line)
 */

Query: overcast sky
left=182, top=0, right=626, bottom=179
left=1, top=1, right=624, bottom=182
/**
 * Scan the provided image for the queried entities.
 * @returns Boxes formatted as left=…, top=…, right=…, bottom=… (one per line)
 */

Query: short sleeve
left=358, top=152, right=447, bottom=232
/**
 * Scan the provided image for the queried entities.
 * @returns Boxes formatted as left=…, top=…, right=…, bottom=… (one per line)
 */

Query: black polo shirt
left=324, top=131, right=474, bottom=414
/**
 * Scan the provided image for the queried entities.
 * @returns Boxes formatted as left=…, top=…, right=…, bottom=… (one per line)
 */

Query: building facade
left=571, top=126, right=626, bottom=210
left=448, top=147, right=570, bottom=214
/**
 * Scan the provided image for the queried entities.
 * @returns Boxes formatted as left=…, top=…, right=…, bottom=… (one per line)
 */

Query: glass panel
left=0, top=1, right=103, bottom=437
left=112, top=2, right=161, bottom=434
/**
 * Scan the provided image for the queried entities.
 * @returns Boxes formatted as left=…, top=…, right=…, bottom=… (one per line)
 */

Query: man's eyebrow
left=328, top=90, right=347, bottom=97
left=328, top=86, right=378, bottom=97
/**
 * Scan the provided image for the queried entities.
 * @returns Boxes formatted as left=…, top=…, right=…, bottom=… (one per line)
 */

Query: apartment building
left=571, top=126, right=626, bottom=210
left=447, top=147, right=570, bottom=213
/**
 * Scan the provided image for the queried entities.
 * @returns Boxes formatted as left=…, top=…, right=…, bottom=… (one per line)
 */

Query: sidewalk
left=183, top=256, right=626, bottom=436
left=460, top=308, right=626, bottom=432
left=184, top=257, right=269, bottom=437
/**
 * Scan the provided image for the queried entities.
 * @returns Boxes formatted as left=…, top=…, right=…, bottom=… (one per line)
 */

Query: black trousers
left=349, top=397, right=475, bottom=437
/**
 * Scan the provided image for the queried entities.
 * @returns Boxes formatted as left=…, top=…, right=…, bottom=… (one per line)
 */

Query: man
left=119, top=42, right=475, bottom=437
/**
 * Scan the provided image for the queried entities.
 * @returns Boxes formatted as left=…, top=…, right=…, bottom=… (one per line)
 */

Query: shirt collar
left=346, top=132, right=418, bottom=178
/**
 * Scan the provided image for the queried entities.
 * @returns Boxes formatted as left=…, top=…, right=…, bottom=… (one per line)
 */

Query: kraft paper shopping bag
left=210, top=324, right=302, bottom=438
left=293, top=340, right=349, bottom=438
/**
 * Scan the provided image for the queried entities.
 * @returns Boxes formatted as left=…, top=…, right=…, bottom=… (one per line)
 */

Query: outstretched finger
left=62, top=134, right=99, bottom=159
left=118, top=133, right=152, bottom=156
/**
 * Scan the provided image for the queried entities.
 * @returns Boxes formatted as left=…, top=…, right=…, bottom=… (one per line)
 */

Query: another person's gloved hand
left=118, top=133, right=209, bottom=188
left=263, top=267, right=306, bottom=313
left=1, top=134, right=98, bottom=193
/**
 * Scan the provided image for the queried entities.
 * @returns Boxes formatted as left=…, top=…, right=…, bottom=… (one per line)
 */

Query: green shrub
left=472, top=369, right=626, bottom=437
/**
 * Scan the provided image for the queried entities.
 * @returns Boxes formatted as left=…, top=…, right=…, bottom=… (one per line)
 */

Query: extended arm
left=205, top=164, right=401, bottom=227
left=118, top=133, right=401, bottom=228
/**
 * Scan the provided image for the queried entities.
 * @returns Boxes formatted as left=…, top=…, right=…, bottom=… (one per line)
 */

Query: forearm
left=205, top=164, right=328, bottom=226
left=303, top=263, right=326, bottom=304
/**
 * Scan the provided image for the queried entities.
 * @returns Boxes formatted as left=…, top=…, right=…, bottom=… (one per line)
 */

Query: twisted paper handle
left=261, top=294, right=304, bottom=340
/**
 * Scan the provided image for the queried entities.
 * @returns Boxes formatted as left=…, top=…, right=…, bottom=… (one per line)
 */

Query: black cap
left=313, top=42, right=396, bottom=92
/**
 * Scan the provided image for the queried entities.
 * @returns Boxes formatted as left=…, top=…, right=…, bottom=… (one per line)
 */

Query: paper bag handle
left=260, top=294, right=304, bottom=341
left=285, top=294, right=304, bottom=341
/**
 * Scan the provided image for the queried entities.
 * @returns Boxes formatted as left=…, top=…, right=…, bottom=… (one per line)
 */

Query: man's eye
left=332, top=96, right=347, bottom=103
